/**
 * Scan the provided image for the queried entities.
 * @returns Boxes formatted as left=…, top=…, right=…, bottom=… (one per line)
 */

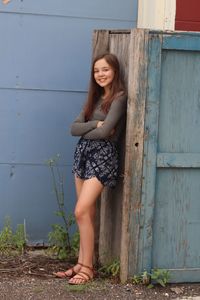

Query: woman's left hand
left=97, top=121, right=115, bottom=136
left=97, top=121, right=104, bottom=128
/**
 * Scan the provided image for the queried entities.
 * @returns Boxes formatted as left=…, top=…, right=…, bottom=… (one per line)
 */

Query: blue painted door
left=140, top=32, right=200, bottom=282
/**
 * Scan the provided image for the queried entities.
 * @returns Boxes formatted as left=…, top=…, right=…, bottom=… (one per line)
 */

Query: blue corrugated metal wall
left=0, top=0, right=138, bottom=243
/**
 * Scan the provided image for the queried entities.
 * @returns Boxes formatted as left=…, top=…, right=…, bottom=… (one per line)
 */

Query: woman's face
left=93, top=58, right=115, bottom=91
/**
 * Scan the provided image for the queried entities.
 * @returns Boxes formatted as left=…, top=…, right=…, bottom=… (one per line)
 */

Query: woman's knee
left=74, top=203, right=95, bottom=221
left=74, top=206, right=87, bottom=222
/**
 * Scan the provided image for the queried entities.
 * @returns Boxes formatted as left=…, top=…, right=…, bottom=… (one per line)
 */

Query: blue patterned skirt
left=72, top=138, right=119, bottom=188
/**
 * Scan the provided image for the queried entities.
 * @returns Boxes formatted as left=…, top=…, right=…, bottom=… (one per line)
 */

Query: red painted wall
left=176, top=0, right=200, bottom=31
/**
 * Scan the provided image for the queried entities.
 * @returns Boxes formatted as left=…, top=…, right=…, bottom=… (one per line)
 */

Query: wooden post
left=120, top=29, right=149, bottom=282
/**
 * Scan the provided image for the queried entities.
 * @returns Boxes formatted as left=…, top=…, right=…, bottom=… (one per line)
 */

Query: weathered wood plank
left=166, top=268, right=200, bottom=283
left=109, top=33, right=130, bottom=87
left=98, top=188, right=113, bottom=263
left=92, top=30, right=109, bottom=58
left=120, top=29, right=149, bottom=282
left=152, top=168, right=200, bottom=271
left=157, top=153, right=200, bottom=168
left=158, top=49, right=200, bottom=154
left=152, top=35, right=200, bottom=279
left=138, top=33, right=163, bottom=274
left=98, top=31, right=130, bottom=264
left=94, top=29, right=200, bottom=283
left=163, top=34, right=200, bottom=50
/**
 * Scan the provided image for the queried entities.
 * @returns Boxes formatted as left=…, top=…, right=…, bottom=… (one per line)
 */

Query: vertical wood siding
left=93, top=29, right=200, bottom=283
left=0, top=1, right=138, bottom=243
left=140, top=32, right=200, bottom=283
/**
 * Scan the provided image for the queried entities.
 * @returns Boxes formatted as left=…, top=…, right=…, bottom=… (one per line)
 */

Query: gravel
left=0, top=251, right=200, bottom=300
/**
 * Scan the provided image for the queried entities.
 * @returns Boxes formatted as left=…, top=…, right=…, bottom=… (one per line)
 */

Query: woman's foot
left=68, top=264, right=93, bottom=285
left=53, top=262, right=83, bottom=279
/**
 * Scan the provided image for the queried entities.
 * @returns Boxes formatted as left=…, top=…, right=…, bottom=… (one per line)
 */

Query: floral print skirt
left=72, top=138, right=119, bottom=188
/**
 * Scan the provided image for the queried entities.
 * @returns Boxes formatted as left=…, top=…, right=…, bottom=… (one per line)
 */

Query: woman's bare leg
left=62, top=176, right=84, bottom=276
left=74, top=176, right=84, bottom=265
left=69, top=177, right=104, bottom=284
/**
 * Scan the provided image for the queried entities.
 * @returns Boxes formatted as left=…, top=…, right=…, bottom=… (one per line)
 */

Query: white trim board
left=137, top=0, right=176, bottom=30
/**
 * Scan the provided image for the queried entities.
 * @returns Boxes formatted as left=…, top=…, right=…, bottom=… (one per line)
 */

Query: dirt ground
left=0, top=250, right=200, bottom=300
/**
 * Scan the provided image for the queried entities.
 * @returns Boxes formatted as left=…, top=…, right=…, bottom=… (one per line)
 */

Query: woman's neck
left=102, top=91, right=110, bottom=100
left=102, top=86, right=111, bottom=99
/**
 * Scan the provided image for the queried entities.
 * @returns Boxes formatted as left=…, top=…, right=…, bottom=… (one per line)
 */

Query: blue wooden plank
left=138, top=34, right=162, bottom=273
left=0, top=13, right=134, bottom=91
left=0, top=89, right=84, bottom=164
left=158, top=50, right=200, bottom=153
left=0, top=164, right=76, bottom=243
left=163, top=34, right=200, bottom=51
left=153, top=268, right=200, bottom=283
left=157, top=153, right=200, bottom=168
left=0, top=0, right=138, bottom=22
left=150, top=32, right=200, bottom=282
left=152, top=169, right=200, bottom=270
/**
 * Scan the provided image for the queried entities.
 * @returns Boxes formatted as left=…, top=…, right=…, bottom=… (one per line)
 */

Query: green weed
left=132, top=269, right=170, bottom=288
left=0, top=216, right=26, bottom=256
left=99, top=259, right=120, bottom=277
left=149, top=268, right=170, bottom=288
left=46, top=154, right=79, bottom=260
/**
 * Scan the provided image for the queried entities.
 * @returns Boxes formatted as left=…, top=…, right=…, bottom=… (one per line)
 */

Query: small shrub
left=132, top=269, right=170, bottom=288
left=0, top=217, right=26, bottom=256
left=13, top=224, right=26, bottom=254
left=99, top=259, right=120, bottom=277
left=149, top=269, right=170, bottom=288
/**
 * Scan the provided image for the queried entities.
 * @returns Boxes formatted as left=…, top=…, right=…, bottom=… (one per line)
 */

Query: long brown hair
left=84, top=52, right=126, bottom=120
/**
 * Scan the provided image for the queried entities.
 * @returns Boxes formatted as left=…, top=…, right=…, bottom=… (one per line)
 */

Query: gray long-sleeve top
left=71, top=94, right=127, bottom=142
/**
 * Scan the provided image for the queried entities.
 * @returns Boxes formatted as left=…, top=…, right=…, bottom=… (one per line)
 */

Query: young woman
left=54, top=52, right=127, bottom=285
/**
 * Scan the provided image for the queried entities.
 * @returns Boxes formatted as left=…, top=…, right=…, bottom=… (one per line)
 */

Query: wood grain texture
left=137, top=33, right=163, bottom=274
left=92, top=30, right=109, bottom=58
left=93, top=29, right=200, bottom=283
left=151, top=34, right=200, bottom=281
left=95, top=30, right=130, bottom=264
left=163, top=35, right=200, bottom=51
left=120, top=29, right=149, bottom=282
left=157, top=153, right=200, bottom=168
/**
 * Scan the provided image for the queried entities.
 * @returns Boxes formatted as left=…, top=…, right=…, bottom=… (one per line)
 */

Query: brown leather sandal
left=68, top=264, right=94, bottom=285
left=53, top=262, right=83, bottom=279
